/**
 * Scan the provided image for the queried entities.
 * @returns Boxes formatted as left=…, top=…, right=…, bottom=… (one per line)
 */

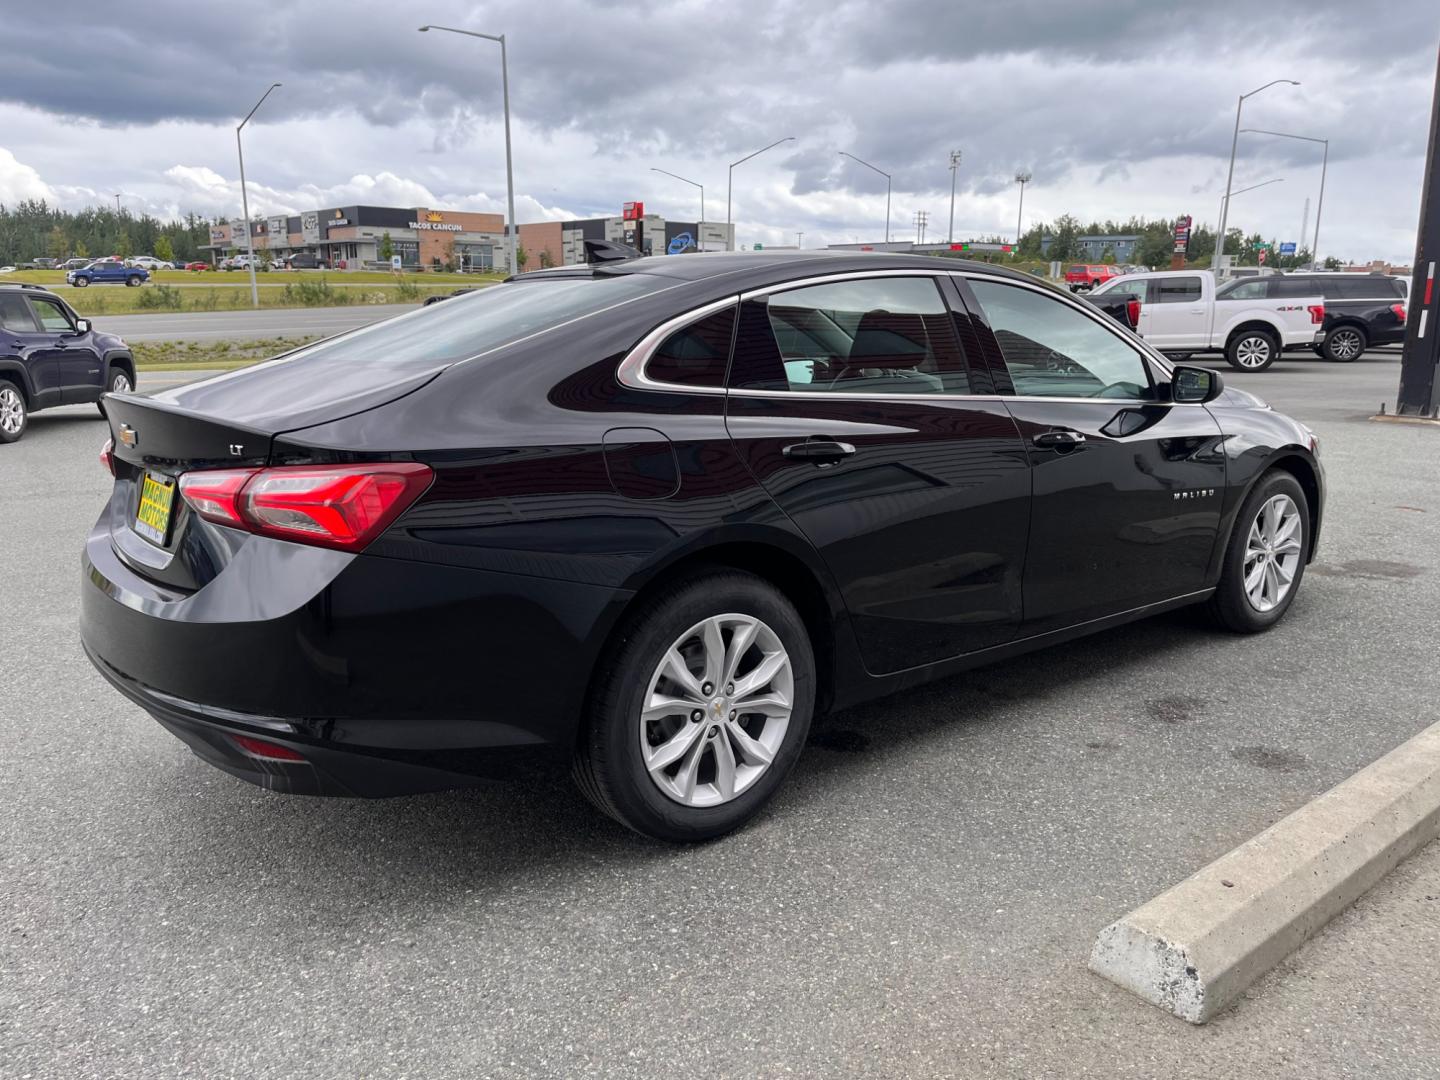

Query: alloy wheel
left=1243, top=493, right=1303, bottom=613
left=638, top=613, right=793, bottom=808
left=0, top=386, right=23, bottom=434
left=1329, top=329, right=1363, bottom=361
left=1235, top=335, right=1272, bottom=369
left=111, top=373, right=132, bottom=394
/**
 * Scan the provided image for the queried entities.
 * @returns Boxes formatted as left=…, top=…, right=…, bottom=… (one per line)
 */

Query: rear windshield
left=1069, top=265, right=1087, bottom=274
left=280, top=274, right=669, bottom=369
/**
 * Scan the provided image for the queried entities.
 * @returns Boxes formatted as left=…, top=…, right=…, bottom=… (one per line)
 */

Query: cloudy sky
left=2, top=1, right=1436, bottom=262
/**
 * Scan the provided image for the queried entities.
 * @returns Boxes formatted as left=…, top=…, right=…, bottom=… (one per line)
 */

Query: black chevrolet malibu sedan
left=82, top=253, right=1323, bottom=841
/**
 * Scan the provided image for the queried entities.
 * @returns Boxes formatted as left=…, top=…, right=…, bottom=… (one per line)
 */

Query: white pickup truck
left=1091, top=269, right=1324, bottom=372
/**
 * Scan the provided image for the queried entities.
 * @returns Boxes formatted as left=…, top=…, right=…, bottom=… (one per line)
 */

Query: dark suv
left=1216, top=272, right=1406, bottom=362
left=0, top=284, right=135, bottom=443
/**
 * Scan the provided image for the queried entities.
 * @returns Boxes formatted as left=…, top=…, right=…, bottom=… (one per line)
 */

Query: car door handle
left=1033, top=429, right=1086, bottom=449
left=782, top=439, right=857, bottom=463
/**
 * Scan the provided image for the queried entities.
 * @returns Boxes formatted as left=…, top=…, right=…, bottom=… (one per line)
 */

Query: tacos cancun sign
left=408, top=212, right=463, bottom=232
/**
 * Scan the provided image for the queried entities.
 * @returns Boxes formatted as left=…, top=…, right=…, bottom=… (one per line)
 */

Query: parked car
left=222, top=254, right=269, bottom=272
left=0, top=283, right=135, bottom=443
left=21, top=257, right=59, bottom=270
left=67, top=261, right=149, bottom=288
left=0, top=267, right=15, bottom=274
left=1219, top=266, right=1280, bottom=279
left=182, top=261, right=211, bottom=272
left=285, top=253, right=327, bottom=269
left=1077, top=285, right=1142, bottom=331
left=1216, top=272, right=1406, bottom=362
left=127, top=256, right=172, bottom=271
left=422, top=287, right=479, bottom=306
left=1065, top=264, right=1124, bottom=291
left=1092, top=269, right=1324, bottom=370
left=60, top=258, right=92, bottom=271
left=80, top=252, right=1324, bottom=841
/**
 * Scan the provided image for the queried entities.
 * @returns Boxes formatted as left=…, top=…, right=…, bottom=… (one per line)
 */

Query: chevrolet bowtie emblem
left=118, top=424, right=138, bottom=448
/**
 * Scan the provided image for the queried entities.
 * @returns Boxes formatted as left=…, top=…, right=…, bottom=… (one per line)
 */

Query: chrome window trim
left=615, top=265, right=1203, bottom=406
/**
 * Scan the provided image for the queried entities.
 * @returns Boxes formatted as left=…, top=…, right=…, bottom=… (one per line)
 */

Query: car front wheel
left=1206, top=470, right=1309, bottom=632
left=98, top=369, right=132, bottom=415
left=1225, top=328, right=1279, bottom=372
left=126, top=275, right=142, bottom=287
left=73, top=277, right=89, bottom=288
left=0, top=382, right=28, bottom=443
left=575, top=570, right=816, bottom=842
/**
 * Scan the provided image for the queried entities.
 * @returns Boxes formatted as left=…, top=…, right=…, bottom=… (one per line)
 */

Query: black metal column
left=1397, top=44, right=1440, bottom=417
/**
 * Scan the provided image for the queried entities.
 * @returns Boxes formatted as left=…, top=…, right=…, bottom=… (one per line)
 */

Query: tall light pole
left=419, top=25, right=517, bottom=275
left=838, top=151, right=892, bottom=243
left=1014, top=170, right=1032, bottom=246
left=1213, top=79, right=1301, bottom=271
left=1241, top=128, right=1329, bottom=271
left=727, top=137, right=795, bottom=251
left=1215, top=177, right=1286, bottom=258
left=236, top=82, right=281, bottom=307
left=650, top=167, right=705, bottom=248
left=113, top=193, right=123, bottom=215
left=947, top=149, right=962, bottom=243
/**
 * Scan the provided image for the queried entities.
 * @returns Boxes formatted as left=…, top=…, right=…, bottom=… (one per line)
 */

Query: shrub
left=189, top=290, right=220, bottom=311
left=133, top=284, right=184, bottom=310
left=281, top=276, right=348, bottom=306
left=393, top=278, right=422, bottom=301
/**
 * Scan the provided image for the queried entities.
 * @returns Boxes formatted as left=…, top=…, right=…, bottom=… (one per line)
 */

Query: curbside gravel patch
left=1089, top=719, right=1440, bottom=1024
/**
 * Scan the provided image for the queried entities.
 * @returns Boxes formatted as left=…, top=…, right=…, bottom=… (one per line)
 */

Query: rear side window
left=1219, top=279, right=1269, bottom=300
left=0, top=293, right=36, bottom=332
left=1322, top=276, right=1403, bottom=300
left=729, top=276, right=971, bottom=394
left=1155, top=277, right=1202, bottom=303
left=644, top=303, right=736, bottom=388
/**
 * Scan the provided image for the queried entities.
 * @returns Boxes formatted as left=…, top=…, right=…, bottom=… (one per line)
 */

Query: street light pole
left=838, top=151, right=892, bottom=243
left=1215, top=177, right=1286, bottom=257
left=948, top=149, right=962, bottom=243
left=1240, top=128, right=1329, bottom=270
left=1014, top=171, right=1032, bottom=246
left=419, top=25, right=517, bottom=275
left=727, top=137, right=795, bottom=251
left=236, top=82, right=281, bottom=308
left=1213, top=79, right=1301, bottom=271
left=650, top=167, right=705, bottom=248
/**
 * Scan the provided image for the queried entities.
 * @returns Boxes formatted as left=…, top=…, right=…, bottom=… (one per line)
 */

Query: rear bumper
left=81, top=516, right=628, bottom=795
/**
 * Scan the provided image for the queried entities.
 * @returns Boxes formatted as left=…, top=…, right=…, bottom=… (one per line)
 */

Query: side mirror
left=73, top=318, right=91, bottom=334
left=1170, top=364, right=1224, bottom=404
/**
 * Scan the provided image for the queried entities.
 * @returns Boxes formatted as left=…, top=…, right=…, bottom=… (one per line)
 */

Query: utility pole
left=113, top=194, right=122, bottom=215
left=1394, top=43, right=1440, bottom=418
left=1299, top=196, right=1311, bottom=259
left=947, top=149, right=962, bottom=243
left=913, top=210, right=928, bottom=245
left=796, top=231, right=804, bottom=249
left=236, top=82, right=282, bottom=307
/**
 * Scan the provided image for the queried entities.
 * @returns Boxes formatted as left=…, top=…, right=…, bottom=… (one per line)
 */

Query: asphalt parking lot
left=3, top=349, right=1438, bottom=1079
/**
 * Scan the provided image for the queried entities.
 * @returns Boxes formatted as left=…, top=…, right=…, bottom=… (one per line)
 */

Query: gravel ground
left=1, top=350, right=1436, bottom=1079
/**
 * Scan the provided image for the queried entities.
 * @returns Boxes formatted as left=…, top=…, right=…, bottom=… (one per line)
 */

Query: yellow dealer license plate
left=135, top=472, right=176, bottom=545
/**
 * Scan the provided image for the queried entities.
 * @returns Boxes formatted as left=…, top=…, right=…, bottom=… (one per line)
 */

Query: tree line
left=1014, top=213, right=1326, bottom=270
left=0, top=200, right=216, bottom=265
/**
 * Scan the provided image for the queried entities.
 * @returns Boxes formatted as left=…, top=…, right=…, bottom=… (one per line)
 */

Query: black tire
left=1166, top=353, right=1194, bottom=362
left=1205, top=470, right=1309, bottom=633
left=73, top=276, right=89, bottom=288
left=1225, top=327, right=1279, bottom=372
left=1322, top=324, right=1366, bottom=363
left=0, top=380, right=28, bottom=443
left=97, top=367, right=133, bottom=415
left=126, top=275, right=142, bottom=287
left=574, top=570, right=816, bottom=842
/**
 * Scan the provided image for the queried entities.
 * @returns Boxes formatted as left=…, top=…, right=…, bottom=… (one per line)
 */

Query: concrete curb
left=1089, top=720, right=1440, bottom=1024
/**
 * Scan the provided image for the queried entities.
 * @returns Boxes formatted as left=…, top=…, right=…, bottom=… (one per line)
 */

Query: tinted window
left=1099, top=277, right=1147, bottom=301
left=1155, top=276, right=1202, bottom=303
left=281, top=274, right=668, bottom=369
left=29, top=297, right=73, bottom=333
left=969, top=280, right=1154, bottom=400
left=645, top=303, right=736, bottom=387
left=1324, top=275, right=1403, bottom=300
left=0, top=293, right=36, bottom=332
left=1269, top=276, right=1318, bottom=299
left=730, top=276, right=970, bottom=394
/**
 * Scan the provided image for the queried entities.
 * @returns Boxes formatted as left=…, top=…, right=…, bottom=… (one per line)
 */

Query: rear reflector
left=231, top=734, right=306, bottom=762
left=100, top=437, right=114, bottom=476
left=1392, top=303, right=1407, bottom=324
left=1307, top=304, right=1325, bottom=325
left=178, top=462, right=433, bottom=552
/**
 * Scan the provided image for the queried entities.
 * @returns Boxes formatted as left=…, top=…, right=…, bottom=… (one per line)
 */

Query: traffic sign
left=1258, top=249, right=1267, bottom=265
left=1279, top=242, right=1297, bottom=255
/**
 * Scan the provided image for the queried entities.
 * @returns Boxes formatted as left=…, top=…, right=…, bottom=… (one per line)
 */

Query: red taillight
left=1307, top=304, right=1325, bottom=325
left=231, top=734, right=306, bottom=762
left=100, top=437, right=114, bottom=476
left=178, top=462, right=432, bottom=552
left=1392, top=303, right=1407, bottom=324
left=1126, top=297, right=1142, bottom=329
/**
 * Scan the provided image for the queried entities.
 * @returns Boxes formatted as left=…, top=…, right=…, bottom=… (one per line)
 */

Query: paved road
left=3, top=351, right=1438, bottom=1078
left=91, top=303, right=419, bottom=342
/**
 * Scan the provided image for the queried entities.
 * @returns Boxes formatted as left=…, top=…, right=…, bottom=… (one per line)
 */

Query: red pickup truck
left=1065, top=264, right=1124, bottom=291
